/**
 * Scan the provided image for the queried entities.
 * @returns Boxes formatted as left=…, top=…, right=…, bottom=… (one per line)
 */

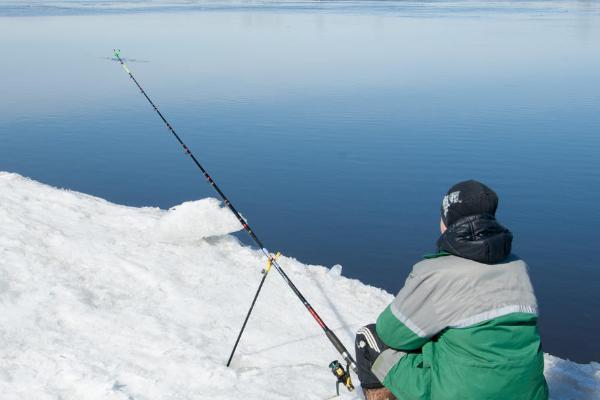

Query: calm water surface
left=1, top=1, right=599, bottom=363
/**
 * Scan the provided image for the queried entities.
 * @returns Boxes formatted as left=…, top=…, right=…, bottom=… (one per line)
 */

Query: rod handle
left=325, top=329, right=357, bottom=374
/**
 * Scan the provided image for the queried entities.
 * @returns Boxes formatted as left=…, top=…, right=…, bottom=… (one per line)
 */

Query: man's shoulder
left=412, top=254, right=527, bottom=276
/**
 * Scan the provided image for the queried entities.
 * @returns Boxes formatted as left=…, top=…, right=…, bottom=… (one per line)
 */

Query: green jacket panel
left=376, top=305, right=429, bottom=351
left=383, top=352, right=430, bottom=400
left=428, top=313, right=548, bottom=400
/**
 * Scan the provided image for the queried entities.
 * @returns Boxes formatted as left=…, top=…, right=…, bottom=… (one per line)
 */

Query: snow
left=0, top=171, right=598, bottom=400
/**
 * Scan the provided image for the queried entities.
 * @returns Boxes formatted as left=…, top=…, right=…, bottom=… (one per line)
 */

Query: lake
left=1, top=0, right=599, bottom=363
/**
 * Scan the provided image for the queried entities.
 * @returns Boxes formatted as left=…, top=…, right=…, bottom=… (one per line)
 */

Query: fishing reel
left=329, top=360, right=355, bottom=396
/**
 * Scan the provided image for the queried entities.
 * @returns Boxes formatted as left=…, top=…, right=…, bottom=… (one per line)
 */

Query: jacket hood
left=437, top=214, right=513, bottom=264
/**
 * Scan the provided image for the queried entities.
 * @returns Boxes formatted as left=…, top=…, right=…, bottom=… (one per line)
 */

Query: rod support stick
left=226, top=272, right=269, bottom=367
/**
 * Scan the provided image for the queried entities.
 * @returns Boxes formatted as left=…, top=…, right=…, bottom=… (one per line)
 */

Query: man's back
left=417, top=255, right=546, bottom=399
left=374, top=254, right=548, bottom=400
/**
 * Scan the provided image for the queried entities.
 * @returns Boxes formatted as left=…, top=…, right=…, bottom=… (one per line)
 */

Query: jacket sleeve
left=375, top=269, right=443, bottom=351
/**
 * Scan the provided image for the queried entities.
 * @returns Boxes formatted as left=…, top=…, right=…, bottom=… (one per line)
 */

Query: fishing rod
left=112, top=50, right=357, bottom=390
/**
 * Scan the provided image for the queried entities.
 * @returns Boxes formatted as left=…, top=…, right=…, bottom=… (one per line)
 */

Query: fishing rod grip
left=325, top=329, right=357, bottom=374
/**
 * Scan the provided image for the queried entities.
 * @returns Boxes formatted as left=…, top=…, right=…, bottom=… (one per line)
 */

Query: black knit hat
left=441, top=180, right=499, bottom=227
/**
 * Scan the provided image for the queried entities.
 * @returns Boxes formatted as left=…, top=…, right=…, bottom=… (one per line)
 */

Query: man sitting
left=355, top=180, right=548, bottom=400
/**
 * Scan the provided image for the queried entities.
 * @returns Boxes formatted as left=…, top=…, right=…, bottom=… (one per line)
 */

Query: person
left=355, top=180, right=548, bottom=400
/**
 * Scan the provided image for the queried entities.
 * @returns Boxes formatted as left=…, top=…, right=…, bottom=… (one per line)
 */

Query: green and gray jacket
left=373, top=254, right=549, bottom=400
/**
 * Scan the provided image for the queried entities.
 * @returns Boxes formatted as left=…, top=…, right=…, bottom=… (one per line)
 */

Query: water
left=1, top=1, right=599, bottom=363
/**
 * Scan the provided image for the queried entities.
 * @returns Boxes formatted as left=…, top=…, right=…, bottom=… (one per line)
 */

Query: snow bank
left=157, top=199, right=242, bottom=243
left=0, top=171, right=598, bottom=399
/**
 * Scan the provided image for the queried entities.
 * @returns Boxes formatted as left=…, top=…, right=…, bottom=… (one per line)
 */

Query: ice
left=2, top=1, right=598, bottom=18
left=328, top=264, right=343, bottom=277
left=156, top=199, right=242, bottom=243
left=0, top=171, right=598, bottom=399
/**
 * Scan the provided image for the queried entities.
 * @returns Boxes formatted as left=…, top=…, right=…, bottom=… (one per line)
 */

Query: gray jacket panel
left=389, top=255, right=538, bottom=338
